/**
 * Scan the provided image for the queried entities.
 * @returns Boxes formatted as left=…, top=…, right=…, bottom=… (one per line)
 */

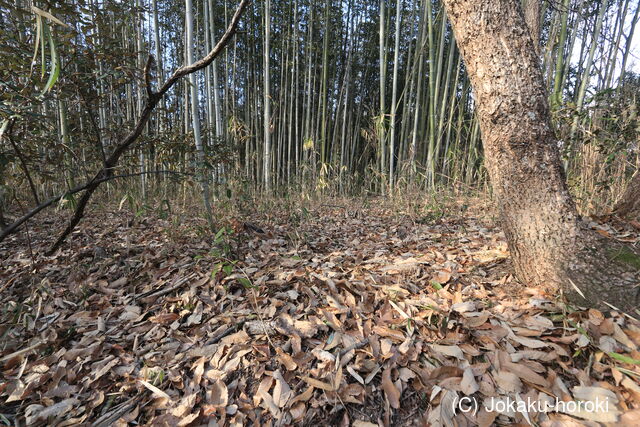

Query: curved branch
left=5, top=119, right=40, bottom=205
left=0, top=171, right=192, bottom=243
left=0, top=0, right=248, bottom=250
left=156, top=0, right=249, bottom=97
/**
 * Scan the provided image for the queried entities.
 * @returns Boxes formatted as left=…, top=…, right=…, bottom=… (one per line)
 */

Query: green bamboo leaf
left=31, top=14, right=42, bottom=73
left=40, top=17, right=46, bottom=77
left=616, top=367, right=640, bottom=378
left=214, top=227, right=226, bottom=241
left=238, top=278, right=255, bottom=289
left=608, top=352, right=640, bottom=365
left=41, top=22, right=60, bottom=94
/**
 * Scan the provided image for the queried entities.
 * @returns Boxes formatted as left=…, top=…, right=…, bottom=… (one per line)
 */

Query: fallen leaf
left=381, top=368, right=400, bottom=409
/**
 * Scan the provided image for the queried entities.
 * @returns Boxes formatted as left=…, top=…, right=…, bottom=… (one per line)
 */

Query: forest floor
left=1, top=195, right=640, bottom=426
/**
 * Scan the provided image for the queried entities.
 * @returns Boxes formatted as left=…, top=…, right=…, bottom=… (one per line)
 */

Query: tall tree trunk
left=523, top=0, right=540, bottom=54
left=58, top=97, right=75, bottom=188
left=619, top=0, right=640, bottom=87
left=389, top=0, right=402, bottom=189
left=570, top=0, right=609, bottom=141
left=550, top=0, right=570, bottom=108
left=186, top=0, right=215, bottom=230
left=205, top=0, right=215, bottom=145
left=136, top=0, right=147, bottom=199
left=602, top=0, right=629, bottom=89
left=442, top=0, right=640, bottom=314
left=378, top=0, right=387, bottom=190
left=152, top=0, right=164, bottom=131
left=263, top=0, right=272, bottom=191
left=320, top=0, right=330, bottom=167
left=409, top=0, right=427, bottom=177
left=425, top=0, right=437, bottom=186
left=208, top=0, right=224, bottom=143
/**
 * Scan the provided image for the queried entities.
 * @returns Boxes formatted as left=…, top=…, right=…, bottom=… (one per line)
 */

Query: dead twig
left=0, top=340, right=43, bottom=364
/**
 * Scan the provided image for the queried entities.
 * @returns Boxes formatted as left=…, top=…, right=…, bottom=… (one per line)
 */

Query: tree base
left=613, top=172, right=640, bottom=220
left=560, top=235, right=640, bottom=315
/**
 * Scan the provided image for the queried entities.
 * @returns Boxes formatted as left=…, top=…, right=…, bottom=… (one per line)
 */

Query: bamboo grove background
left=1, top=0, right=639, bottom=219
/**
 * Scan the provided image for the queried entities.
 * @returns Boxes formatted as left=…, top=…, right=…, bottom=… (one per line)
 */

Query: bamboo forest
left=2, top=0, right=640, bottom=425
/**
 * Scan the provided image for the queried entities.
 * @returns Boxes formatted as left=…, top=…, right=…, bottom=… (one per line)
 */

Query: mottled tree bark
left=523, top=0, right=540, bottom=54
left=442, top=0, right=640, bottom=314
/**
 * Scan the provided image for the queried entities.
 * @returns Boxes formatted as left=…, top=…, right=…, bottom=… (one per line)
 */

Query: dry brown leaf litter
left=1, top=202, right=640, bottom=426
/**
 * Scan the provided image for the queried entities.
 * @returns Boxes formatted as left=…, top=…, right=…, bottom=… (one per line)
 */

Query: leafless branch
left=0, top=0, right=249, bottom=252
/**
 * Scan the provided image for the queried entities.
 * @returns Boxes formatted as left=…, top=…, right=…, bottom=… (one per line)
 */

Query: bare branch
left=0, top=0, right=249, bottom=250
left=0, top=170, right=192, bottom=244
left=157, top=0, right=249, bottom=97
